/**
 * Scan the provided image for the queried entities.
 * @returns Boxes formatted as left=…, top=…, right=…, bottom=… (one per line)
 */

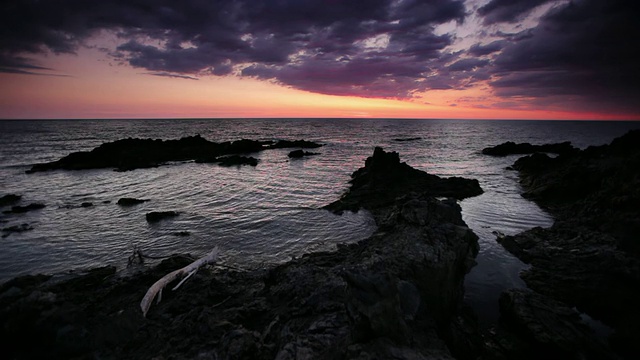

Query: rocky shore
left=1, top=147, right=483, bottom=359
left=492, top=130, right=640, bottom=359
left=25, top=135, right=322, bottom=173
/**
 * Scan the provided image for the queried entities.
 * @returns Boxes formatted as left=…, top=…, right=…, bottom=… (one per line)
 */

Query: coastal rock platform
left=1, top=147, right=483, bottom=359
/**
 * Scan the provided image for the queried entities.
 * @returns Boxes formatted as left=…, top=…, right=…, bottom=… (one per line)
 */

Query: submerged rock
left=0, top=194, right=22, bottom=206
left=117, top=197, right=149, bottom=206
left=287, top=149, right=319, bottom=158
left=3, top=203, right=46, bottom=214
left=145, top=211, right=180, bottom=223
left=482, top=141, right=576, bottom=156
left=1, top=223, right=34, bottom=238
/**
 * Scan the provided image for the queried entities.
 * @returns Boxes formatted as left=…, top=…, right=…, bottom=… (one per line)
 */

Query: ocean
left=1, top=118, right=639, bottom=324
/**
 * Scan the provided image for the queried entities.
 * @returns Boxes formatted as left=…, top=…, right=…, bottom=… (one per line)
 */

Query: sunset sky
left=1, top=0, right=639, bottom=120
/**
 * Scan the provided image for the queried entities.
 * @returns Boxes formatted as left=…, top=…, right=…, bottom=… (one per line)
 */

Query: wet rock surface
left=482, top=141, right=576, bottom=156
left=117, top=198, right=149, bottom=206
left=0, top=194, right=22, bottom=206
left=26, top=135, right=323, bottom=173
left=1, top=147, right=482, bottom=359
left=325, top=147, right=483, bottom=214
left=145, top=211, right=180, bottom=223
left=3, top=202, right=46, bottom=214
left=1, top=223, right=34, bottom=238
left=287, top=149, right=319, bottom=159
left=495, top=130, right=640, bottom=358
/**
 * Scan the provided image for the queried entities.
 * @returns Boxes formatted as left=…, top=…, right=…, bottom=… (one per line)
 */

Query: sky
left=1, top=0, right=639, bottom=120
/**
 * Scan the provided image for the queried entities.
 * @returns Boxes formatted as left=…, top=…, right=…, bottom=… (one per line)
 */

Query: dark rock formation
left=145, top=211, right=180, bottom=223
left=479, top=289, right=615, bottom=360
left=498, top=130, right=640, bottom=358
left=26, top=136, right=322, bottom=173
left=117, top=198, right=149, bottom=206
left=172, top=231, right=190, bottom=237
left=2, top=223, right=34, bottom=238
left=81, top=202, right=93, bottom=208
left=3, top=203, right=46, bottom=214
left=287, top=149, right=319, bottom=158
left=196, top=155, right=259, bottom=166
left=0, top=147, right=483, bottom=359
left=482, top=141, right=576, bottom=156
left=326, top=147, right=483, bottom=213
left=0, top=194, right=21, bottom=206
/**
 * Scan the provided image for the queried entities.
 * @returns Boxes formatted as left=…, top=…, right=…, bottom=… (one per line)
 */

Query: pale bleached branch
left=140, top=247, right=220, bottom=317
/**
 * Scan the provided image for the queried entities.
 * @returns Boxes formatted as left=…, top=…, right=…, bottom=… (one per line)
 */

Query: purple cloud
left=478, top=0, right=551, bottom=24
left=489, top=0, right=640, bottom=112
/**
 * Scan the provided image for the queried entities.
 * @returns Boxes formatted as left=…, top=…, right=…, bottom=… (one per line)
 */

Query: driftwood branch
left=140, top=247, right=220, bottom=317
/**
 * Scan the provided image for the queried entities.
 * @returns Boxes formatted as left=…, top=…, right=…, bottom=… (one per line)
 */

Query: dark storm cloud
left=489, top=0, right=640, bottom=112
left=468, top=40, right=506, bottom=56
left=0, top=0, right=467, bottom=97
left=478, top=0, right=551, bottom=24
left=447, top=58, right=488, bottom=72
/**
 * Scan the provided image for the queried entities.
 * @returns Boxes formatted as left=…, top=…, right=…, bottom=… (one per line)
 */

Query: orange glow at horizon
left=0, top=49, right=637, bottom=121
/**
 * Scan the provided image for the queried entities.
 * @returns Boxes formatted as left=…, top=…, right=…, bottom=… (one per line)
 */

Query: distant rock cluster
left=26, top=135, right=323, bottom=173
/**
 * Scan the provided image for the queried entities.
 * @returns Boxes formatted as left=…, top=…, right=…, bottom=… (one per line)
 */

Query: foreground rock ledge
left=1, top=147, right=482, bottom=359
left=498, top=130, right=640, bottom=359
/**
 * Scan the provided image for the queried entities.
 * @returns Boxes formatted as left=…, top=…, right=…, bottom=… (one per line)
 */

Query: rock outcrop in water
left=495, top=130, right=640, bottom=359
left=117, top=197, right=149, bottom=206
left=26, top=135, right=323, bottom=173
left=3, top=202, right=46, bottom=214
left=482, top=141, right=576, bottom=156
left=145, top=211, right=180, bottom=223
left=287, top=149, right=319, bottom=159
left=1, top=147, right=483, bottom=359
left=0, top=194, right=22, bottom=206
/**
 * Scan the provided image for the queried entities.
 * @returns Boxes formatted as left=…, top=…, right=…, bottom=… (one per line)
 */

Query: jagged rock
left=287, top=150, right=319, bottom=159
left=325, top=147, right=483, bottom=213
left=0, top=194, right=21, bottom=206
left=117, top=198, right=149, bottom=206
left=146, top=211, right=180, bottom=223
left=3, top=203, right=46, bottom=214
left=497, top=130, right=640, bottom=359
left=482, top=141, right=576, bottom=156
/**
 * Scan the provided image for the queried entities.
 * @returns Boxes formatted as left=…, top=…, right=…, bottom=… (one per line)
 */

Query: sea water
left=1, top=118, right=638, bottom=323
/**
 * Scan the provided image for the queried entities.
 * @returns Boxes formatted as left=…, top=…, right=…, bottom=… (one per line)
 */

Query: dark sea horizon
left=2, top=118, right=639, bottom=324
